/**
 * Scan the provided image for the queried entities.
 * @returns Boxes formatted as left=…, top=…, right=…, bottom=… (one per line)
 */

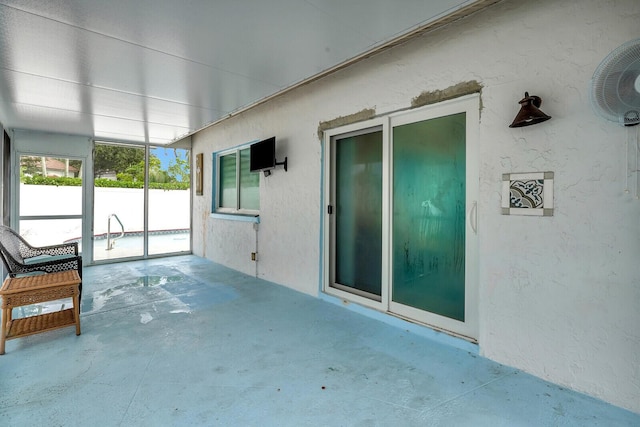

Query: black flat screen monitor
left=250, top=136, right=276, bottom=172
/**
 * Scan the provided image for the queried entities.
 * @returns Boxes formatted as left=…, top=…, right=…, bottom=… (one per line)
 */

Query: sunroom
left=0, top=0, right=638, bottom=424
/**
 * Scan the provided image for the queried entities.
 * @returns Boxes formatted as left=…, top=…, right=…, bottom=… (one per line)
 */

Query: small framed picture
left=501, top=172, right=554, bottom=216
left=195, top=153, right=203, bottom=196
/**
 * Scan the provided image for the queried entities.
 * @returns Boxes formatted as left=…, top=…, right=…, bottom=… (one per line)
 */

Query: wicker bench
left=0, top=270, right=81, bottom=355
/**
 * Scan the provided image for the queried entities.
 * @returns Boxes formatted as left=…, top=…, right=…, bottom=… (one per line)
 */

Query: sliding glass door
left=93, top=143, right=190, bottom=262
left=93, top=143, right=145, bottom=260
left=325, top=95, right=479, bottom=340
left=330, top=128, right=383, bottom=299
left=148, top=147, right=190, bottom=255
left=390, top=112, right=468, bottom=323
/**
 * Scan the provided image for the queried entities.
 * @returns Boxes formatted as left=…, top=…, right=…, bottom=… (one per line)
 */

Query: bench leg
left=1, top=307, right=8, bottom=355
left=73, top=293, right=81, bottom=336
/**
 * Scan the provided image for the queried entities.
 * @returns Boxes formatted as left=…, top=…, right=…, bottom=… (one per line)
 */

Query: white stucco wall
left=192, top=0, right=640, bottom=412
left=192, top=101, right=323, bottom=286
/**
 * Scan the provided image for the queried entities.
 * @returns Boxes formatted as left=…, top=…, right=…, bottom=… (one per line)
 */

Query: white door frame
left=323, top=94, right=479, bottom=341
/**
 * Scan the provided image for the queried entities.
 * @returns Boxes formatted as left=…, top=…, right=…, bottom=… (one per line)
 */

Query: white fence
left=19, top=184, right=190, bottom=246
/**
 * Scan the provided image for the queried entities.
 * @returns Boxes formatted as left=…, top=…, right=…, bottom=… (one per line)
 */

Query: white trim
left=210, top=212, right=260, bottom=223
left=381, top=117, right=392, bottom=310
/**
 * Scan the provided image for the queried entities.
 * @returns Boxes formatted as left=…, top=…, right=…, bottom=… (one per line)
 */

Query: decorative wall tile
left=501, top=172, right=554, bottom=216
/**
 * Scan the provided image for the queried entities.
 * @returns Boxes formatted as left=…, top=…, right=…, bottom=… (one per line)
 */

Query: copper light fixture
left=509, top=92, right=552, bottom=128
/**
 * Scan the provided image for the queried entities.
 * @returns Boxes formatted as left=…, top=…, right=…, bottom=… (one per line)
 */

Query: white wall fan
left=590, top=38, right=640, bottom=126
left=590, top=38, right=640, bottom=197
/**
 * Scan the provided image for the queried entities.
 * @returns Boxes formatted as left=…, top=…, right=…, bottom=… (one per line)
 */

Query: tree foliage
left=21, top=156, right=41, bottom=176
left=95, top=145, right=190, bottom=184
left=21, top=175, right=189, bottom=190
left=20, top=146, right=190, bottom=190
left=167, top=152, right=190, bottom=184
left=93, top=145, right=145, bottom=178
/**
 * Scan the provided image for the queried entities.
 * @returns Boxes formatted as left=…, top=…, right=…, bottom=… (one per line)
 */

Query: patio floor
left=1, top=255, right=638, bottom=426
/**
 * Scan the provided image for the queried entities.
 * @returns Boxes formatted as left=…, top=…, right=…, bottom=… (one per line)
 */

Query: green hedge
left=22, top=176, right=82, bottom=186
left=21, top=175, right=190, bottom=190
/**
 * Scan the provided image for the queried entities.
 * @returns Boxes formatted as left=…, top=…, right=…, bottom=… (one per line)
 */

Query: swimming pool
left=67, top=229, right=190, bottom=261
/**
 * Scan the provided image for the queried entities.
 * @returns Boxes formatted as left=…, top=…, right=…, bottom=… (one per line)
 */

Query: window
left=215, top=146, right=259, bottom=214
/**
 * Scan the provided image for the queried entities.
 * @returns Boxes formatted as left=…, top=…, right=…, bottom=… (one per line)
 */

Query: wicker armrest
left=12, top=255, right=81, bottom=275
left=21, top=241, right=79, bottom=258
left=25, top=253, right=77, bottom=264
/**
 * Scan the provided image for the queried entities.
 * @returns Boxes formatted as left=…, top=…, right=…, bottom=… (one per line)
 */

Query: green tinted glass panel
left=239, top=148, right=259, bottom=210
left=392, top=113, right=466, bottom=321
left=335, top=131, right=383, bottom=296
left=219, top=153, right=237, bottom=208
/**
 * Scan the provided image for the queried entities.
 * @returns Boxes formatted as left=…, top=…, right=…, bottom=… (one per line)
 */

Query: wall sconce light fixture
left=509, top=92, right=552, bottom=128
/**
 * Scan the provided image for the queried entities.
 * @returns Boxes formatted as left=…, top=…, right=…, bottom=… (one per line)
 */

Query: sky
left=151, top=147, right=188, bottom=170
left=150, top=147, right=190, bottom=182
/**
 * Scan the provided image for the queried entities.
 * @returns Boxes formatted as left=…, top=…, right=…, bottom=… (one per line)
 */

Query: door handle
left=468, top=201, right=478, bottom=234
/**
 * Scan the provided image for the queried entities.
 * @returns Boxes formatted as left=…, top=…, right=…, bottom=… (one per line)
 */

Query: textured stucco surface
left=317, top=108, right=376, bottom=140
left=192, top=0, right=640, bottom=412
left=411, top=80, right=483, bottom=108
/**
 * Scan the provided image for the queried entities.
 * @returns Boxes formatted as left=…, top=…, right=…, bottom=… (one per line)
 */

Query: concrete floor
left=1, top=255, right=638, bottom=426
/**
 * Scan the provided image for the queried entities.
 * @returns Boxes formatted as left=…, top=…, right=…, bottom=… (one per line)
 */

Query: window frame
left=213, top=144, right=260, bottom=217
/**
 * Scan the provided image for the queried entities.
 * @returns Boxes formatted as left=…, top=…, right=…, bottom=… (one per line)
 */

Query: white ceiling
left=0, top=0, right=496, bottom=145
